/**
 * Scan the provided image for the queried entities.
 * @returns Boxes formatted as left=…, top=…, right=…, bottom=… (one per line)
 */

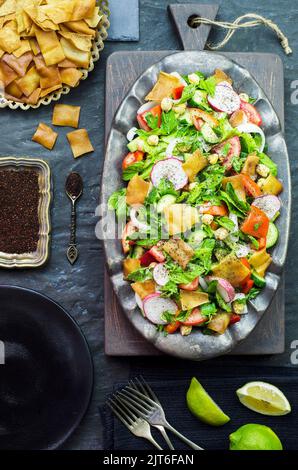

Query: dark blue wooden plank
left=107, top=0, right=139, bottom=41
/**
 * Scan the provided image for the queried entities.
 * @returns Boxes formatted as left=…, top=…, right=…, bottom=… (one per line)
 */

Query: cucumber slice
left=178, top=111, right=193, bottom=126
left=156, top=194, right=177, bottom=213
left=201, top=123, right=220, bottom=144
left=127, top=137, right=141, bottom=152
left=251, top=271, right=266, bottom=288
left=131, top=245, right=145, bottom=259
left=266, top=222, right=279, bottom=248
left=189, top=90, right=207, bottom=108
left=187, top=229, right=205, bottom=247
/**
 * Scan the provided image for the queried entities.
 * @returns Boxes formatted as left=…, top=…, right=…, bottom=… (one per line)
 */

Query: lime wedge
left=230, top=424, right=283, bottom=450
left=186, top=377, right=230, bottom=426
left=236, top=381, right=291, bottom=416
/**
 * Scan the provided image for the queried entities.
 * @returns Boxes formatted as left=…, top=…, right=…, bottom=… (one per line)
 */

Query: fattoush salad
left=108, top=68, right=283, bottom=337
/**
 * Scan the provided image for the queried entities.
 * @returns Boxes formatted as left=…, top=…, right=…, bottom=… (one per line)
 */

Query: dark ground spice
left=65, top=172, right=83, bottom=198
left=0, top=169, right=40, bottom=254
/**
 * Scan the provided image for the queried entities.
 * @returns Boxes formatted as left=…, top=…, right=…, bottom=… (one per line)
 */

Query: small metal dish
left=0, top=157, right=51, bottom=269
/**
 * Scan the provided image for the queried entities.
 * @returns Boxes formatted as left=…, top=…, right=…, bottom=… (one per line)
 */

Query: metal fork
left=108, top=395, right=163, bottom=450
left=128, top=377, right=174, bottom=450
left=119, top=384, right=204, bottom=450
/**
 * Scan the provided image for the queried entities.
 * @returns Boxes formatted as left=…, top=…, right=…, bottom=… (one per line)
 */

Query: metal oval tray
left=102, top=51, right=291, bottom=361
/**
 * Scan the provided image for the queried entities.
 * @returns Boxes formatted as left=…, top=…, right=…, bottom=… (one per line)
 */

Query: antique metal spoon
left=65, top=172, right=83, bottom=264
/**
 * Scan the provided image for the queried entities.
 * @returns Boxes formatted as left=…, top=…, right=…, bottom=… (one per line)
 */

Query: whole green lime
left=186, top=377, right=230, bottom=426
left=229, top=424, right=283, bottom=450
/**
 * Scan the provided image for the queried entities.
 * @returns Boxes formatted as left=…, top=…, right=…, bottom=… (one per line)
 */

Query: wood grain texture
left=168, top=3, right=219, bottom=51
left=104, top=50, right=285, bottom=357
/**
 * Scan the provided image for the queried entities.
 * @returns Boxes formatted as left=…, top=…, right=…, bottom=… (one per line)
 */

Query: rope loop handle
left=190, top=13, right=292, bottom=55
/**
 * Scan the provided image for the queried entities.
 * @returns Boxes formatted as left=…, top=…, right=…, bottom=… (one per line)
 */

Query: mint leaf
left=145, top=112, right=159, bottom=129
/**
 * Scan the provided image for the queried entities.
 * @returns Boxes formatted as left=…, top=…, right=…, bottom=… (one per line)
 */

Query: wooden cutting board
left=104, top=4, right=285, bottom=357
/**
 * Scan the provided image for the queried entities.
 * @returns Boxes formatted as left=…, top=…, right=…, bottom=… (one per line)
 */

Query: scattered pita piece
left=52, top=104, right=81, bottom=128
left=67, top=128, right=94, bottom=158
left=60, top=67, right=83, bottom=87
left=145, top=71, right=181, bottom=101
left=32, top=122, right=58, bottom=150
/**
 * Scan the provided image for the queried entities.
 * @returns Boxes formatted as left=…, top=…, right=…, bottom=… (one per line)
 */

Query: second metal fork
left=108, top=395, right=163, bottom=450
left=128, top=377, right=174, bottom=450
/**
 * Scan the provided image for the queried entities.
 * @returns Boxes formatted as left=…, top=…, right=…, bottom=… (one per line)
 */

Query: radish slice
left=150, top=157, right=188, bottom=189
left=153, top=263, right=169, bottom=286
left=135, top=293, right=144, bottom=311
left=170, top=72, right=188, bottom=87
left=208, top=83, right=240, bottom=114
left=217, top=279, right=235, bottom=302
left=218, top=80, right=233, bottom=89
left=199, top=277, right=208, bottom=291
left=240, top=100, right=262, bottom=126
left=127, top=127, right=138, bottom=142
left=237, top=123, right=265, bottom=152
left=130, top=206, right=150, bottom=231
left=212, top=136, right=241, bottom=170
left=182, top=308, right=208, bottom=326
left=143, top=293, right=177, bottom=325
left=166, top=138, right=179, bottom=158
left=235, top=244, right=251, bottom=259
left=252, top=195, right=281, bottom=220
left=206, top=276, right=235, bottom=302
left=229, top=213, right=239, bottom=242
left=137, top=101, right=159, bottom=115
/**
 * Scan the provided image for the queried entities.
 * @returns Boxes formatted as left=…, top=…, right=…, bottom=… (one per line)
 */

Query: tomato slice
left=241, top=174, right=262, bottom=198
left=258, top=237, right=267, bottom=250
left=172, top=85, right=185, bottom=100
left=148, top=245, right=165, bottom=263
left=122, top=221, right=137, bottom=253
left=242, top=279, right=254, bottom=294
left=241, top=206, right=269, bottom=239
left=240, top=258, right=250, bottom=270
left=138, top=105, right=162, bottom=130
left=140, top=251, right=156, bottom=267
left=179, top=277, right=199, bottom=291
left=182, top=308, right=208, bottom=326
left=230, top=314, right=241, bottom=325
left=165, top=321, right=181, bottom=334
left=193, top=117, right=204, bottom=131
left=240, top=100, right=262, bottom=126
left=122, top=151, right=144, bottom=170
left=200, top=203, right=228, bottom=216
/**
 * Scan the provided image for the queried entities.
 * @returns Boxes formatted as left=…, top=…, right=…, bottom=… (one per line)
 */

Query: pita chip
left=67, top=128, right=94, bottom=158
left=52, top=104, right=81, bottom=128
left=32, top=122, right=58, bottom=150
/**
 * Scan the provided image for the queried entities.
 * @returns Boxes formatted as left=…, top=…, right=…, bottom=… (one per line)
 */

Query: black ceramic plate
left=0, top=286, right=93, bottom=449
left=102, top=51, right=291, bottom=361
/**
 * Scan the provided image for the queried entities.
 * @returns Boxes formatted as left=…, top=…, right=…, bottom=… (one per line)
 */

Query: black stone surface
left=0, top=0, right=297, bottom=450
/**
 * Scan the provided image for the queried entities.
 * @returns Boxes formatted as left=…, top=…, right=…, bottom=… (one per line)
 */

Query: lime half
left=236, top=381, right=291, bottom=416
left=186, top=377, right=230, bottom=426
left=230, top=424, right=283, bottom=450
